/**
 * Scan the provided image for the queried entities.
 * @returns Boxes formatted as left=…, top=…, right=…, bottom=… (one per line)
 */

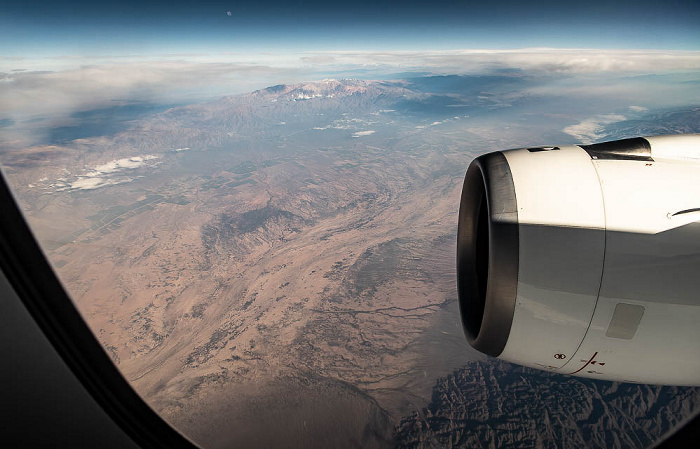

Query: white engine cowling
left=457, top=134, right=700, bottom=385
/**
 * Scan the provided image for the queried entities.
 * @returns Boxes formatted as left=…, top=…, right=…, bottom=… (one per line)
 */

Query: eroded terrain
left=3, top=78, right=699, bottom=447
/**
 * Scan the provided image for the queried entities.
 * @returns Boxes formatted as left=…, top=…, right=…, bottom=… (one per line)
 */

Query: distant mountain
left=601, top=107, right=700, bottom=141
left=395, top=360, right=700, bottom=448
left=0, top=79, right=422, bottom=190
left=154, top=79, right=419, bottom=133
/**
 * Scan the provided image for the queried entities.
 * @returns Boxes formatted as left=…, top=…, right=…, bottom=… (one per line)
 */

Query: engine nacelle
left=457, top=135, right=700, bottom=385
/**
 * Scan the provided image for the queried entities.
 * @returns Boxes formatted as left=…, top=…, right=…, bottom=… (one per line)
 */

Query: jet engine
left=457, top=134, right=700, bottom=385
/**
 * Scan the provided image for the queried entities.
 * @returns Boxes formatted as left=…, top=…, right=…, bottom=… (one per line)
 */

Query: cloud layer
left=1, top=48, right=699, bottom=147
left=1, top=61, right=290, bottom=121
left=300, top=49, right=700, bottom=74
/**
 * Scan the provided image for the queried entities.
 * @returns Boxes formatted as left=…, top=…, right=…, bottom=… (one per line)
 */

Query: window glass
left=2, top=1, right=700, bottom=447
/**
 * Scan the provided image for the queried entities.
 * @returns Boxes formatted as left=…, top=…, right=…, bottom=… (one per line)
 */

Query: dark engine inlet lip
left=457, top=151, right=519, bottom=357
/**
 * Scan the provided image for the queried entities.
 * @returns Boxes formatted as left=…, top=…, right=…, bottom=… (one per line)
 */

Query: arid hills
left=2, top=78, right=699, bottom=447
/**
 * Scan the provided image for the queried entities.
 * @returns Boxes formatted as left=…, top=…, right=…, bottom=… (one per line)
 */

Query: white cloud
left=300, top=55, right=337, bottom=64
left=0, top=61, right=294, bottom=134
left=4, top=49, right=696, bottom=124
left=300, top=48, right=700, bottom=75
left=2, top=48, right=698, bottom=147
left=352, top=130, right=375, bottom=137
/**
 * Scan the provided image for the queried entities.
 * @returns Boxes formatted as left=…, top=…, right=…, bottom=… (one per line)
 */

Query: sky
left=1, top=0, right=700, bottom=57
